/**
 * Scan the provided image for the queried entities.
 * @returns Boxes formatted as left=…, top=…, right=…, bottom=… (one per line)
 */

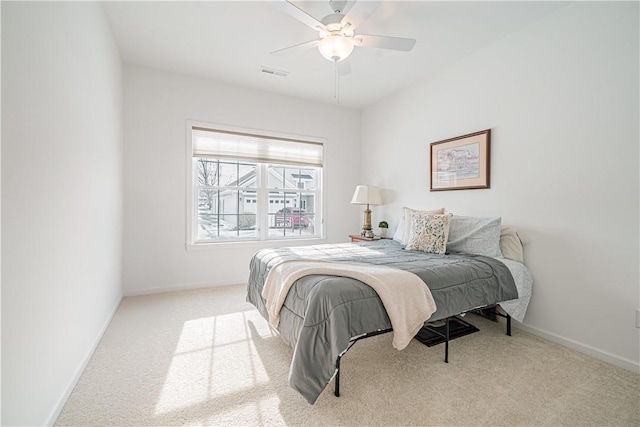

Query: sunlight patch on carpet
left=155, top=312, right=272, bottom=415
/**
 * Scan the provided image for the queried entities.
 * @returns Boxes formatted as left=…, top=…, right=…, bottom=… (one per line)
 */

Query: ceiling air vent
left=261, top=66, right=289, bottom=77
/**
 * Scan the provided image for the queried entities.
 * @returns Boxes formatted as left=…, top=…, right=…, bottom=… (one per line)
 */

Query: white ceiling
left=103, top=1, right=568, bottom=109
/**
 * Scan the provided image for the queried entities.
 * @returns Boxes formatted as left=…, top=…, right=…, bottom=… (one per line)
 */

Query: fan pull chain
left=334, top=59, right=340, bottom=104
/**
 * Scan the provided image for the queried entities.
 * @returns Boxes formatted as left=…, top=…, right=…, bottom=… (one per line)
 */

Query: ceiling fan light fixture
left=318, top=34, right=354, bottom=62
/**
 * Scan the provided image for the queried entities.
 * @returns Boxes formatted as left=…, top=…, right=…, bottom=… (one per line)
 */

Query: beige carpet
left=56, top=284, right=640, bottom=426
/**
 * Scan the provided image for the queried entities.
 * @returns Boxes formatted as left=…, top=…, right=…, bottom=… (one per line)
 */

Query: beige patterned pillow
left=406, top=213, right=453, bottom=254
left=401, top=207, right=446, bottom=245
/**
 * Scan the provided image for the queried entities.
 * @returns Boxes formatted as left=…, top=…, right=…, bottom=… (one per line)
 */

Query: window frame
left=186, top=121, right=326, bottom=249
left=193, top=157, right=261, bottom=242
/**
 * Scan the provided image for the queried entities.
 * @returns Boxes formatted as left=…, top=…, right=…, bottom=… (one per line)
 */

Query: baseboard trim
left=514, top=322, right=640, bottom=374
left=45, top=294, right=124, bottom=426
left=123, top=279, right=244, bottom=297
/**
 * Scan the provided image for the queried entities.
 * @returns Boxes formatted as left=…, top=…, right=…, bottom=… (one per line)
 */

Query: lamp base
left=362, top=229, right=375, bottom=238
left=361, top=205, right=374, bottom=238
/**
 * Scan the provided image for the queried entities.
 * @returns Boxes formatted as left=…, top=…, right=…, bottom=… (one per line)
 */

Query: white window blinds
left=192, top=127, right=324, bottom=167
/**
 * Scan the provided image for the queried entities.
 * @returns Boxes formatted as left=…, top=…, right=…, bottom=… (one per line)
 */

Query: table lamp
left=351, top=185, right=383, bottom=238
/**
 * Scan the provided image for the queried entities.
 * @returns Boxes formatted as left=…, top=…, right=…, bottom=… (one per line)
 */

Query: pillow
left=405, top=213, right=453, bottom=254
left=499, top=226, right=529, bottom=263
left=393, top=207, right=446, bottom=245
left=447, top=215, right=503, bottom=257
left=392, top=221, right=404, bottom=243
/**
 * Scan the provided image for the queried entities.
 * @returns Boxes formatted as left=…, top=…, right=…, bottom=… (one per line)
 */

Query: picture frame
left=430, top=129, right=491, bottom=191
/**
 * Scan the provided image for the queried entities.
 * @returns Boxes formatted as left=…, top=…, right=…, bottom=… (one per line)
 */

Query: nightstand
left=349, top=234, right=380, bottom=242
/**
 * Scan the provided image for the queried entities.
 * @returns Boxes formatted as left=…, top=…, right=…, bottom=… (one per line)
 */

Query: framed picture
left=430, top=129, right=491, bottom=191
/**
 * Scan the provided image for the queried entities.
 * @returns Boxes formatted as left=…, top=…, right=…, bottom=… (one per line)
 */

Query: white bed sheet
left=494, top=257, right=533, bottom=322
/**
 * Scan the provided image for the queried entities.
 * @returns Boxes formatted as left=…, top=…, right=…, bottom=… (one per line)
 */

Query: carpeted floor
left=56, top=284, right=640, bottom=426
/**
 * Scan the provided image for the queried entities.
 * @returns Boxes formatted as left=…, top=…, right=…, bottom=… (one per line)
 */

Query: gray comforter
left=246, top=239, right=517, bottom=403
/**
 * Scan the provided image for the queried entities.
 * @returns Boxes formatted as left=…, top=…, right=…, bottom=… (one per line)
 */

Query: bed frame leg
left=335, top=356, right=341, bottom=397
left=478, top=306, right=512, bottom=337
left=332, top=328, right=393, bottom=398
left=444, top=317, right=450, bottom=363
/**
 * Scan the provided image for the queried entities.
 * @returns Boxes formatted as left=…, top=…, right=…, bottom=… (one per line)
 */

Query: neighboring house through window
left=188, top=124, right=324, bottom=245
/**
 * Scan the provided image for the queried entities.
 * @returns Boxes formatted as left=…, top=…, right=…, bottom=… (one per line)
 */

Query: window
left=188, top=124, right=324, bottom=244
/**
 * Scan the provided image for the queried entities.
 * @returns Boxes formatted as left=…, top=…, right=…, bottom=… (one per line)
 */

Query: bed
left=246, top=214, right=533, bottom=404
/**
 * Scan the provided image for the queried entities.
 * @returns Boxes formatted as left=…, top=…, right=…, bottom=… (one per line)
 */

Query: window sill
left=185, top=237, right=326, bottom=251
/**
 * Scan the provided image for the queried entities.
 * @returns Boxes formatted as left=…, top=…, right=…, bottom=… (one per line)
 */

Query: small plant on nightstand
left=378, top=221, right=389, bottom=238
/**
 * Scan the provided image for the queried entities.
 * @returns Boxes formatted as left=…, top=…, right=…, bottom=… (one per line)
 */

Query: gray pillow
left=447, top=215, right=503, bottom=257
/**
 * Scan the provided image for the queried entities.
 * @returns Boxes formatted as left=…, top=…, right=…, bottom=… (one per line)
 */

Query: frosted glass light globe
left=318, top=34, right=354, bottom=62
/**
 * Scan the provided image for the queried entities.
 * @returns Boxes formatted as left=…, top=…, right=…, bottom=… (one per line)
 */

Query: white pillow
left=392, top=221, right=405, bottom=243
left=393, top=207, right=446, bottom=245
left=447, top=215, right=503, bottom=257
left=405, top=213, right=453, bottom=254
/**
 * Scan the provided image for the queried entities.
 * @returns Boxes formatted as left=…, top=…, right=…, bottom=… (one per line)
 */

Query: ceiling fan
left=271, top=0, right=416, bottom=75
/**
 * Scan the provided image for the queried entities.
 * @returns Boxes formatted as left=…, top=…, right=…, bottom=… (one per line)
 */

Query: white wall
left=123, top=65, right=361, bottom=294
left=0, top=3, right=3, bottom=423
left=1, top=3, right=123, bottom=425
left=362, top=2, right=639, bottom=371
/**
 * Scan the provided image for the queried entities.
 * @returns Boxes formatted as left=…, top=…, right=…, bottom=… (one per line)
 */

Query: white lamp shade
left=318, top=34, right=354, bottom=62
left=351, top=185, right=382, bottom=205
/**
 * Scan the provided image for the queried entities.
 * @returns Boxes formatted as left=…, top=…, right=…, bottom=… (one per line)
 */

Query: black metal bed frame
left=333, top=306, right=512, bottom=397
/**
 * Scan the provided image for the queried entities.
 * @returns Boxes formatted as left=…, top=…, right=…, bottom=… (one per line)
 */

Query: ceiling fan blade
left=271, top=0, right=326, bottom=31
left=270, top=39, right=319, bottom=55
left=341, top=0, right=381, bottom=31
left=337, top=58, right=352, bottom=77
left=354, top=34, right=416, bottom=51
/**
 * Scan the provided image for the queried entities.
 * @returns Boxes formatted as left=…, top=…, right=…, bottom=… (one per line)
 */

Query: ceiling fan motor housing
left=321, top=13, right=346, bottom=32
left=329, top=0, right=348, bottom=14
